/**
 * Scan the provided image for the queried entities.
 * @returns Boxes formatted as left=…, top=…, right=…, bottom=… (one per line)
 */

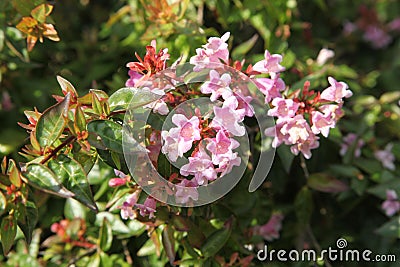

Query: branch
left=40, top=136, right=76, bottom=164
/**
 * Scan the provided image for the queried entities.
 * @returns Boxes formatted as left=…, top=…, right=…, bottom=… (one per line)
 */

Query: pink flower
left=339, top=133, right=364, bottom=157
left=343, top=21, right=357, bottom=35
left=206, top=130, right=240, bottom=165
left=382, top=190, right=400, bottom=217
left=267, top=97, right=299, bottom=118
left=320, top=77, right=352, bottom=103
left=161, top=114, right=202, bottom=161
left=289, top=133, right=320, bottom=159
left=175, top=179, right=199, bottom=204
left=253, top=74, right=285, bottom=103
left=280, top=115, right=311, bottom=145
left=210, top=96, right=246, bottom=136
left=144, top=99, right=169, bottom=115
left=180, top=146, right=217, bottom=185
left=126, top=70, right=143, bottom=87
left=374, top=143, right=396, bottom=171
left=311, top=111, right=335, bottom=137
left=252, top=50, right=285, bottom=74
left=135, top=196, right=157, bottom=219
left=234, top=91, right=254, bottom=117
left=120, top=191, right=140, bottom=220
left=388, top=18, right=400, bottom=32
left=200, top=70, right=233, bottom=101
left=363, top=25, right=392, bottom=49
left=109, top=178, right=126, bottom=187
left=1, top=91, right=14, bottom=111
left=161, top=128, right=180, bottom=162
left=253, top=213, right=284, bottom=241
left=216, top=152, right=241, bottom=177
left=190, top=32, right=230, bottom=70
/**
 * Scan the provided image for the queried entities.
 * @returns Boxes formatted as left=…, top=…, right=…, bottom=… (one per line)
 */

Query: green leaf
left=308, top=173, right=349, bottom=193
left=137, top=238, right=156, bottom=256
left=98, top=218, right=112, bottom=252
left=376, top=216, right=400, bottom=238
left=87, top=120, right=123, bottom=153
left=12, top=0, right=44, bottom=16
left=48, top=154, right=97, bottom=211
left=30, top=3, right=53, bottom=23
left=18, top=200, right=38, bottom=244
left=74, top=105, right=87, bottom=133
left=379, top=91, right=400, bottom=104
left=231, top=34, right=259, bottom=59
left=8, top=159, right=21, bottom=188
left=35, top=93, right=70, bottom=148
left=0, top=192, right=6, bottom=217
left=108, top=87, right=158, bottom=112
left=23, top=163, right=74, bottom=198
left=162, top=225, right=176, bottom=265
left=201, top=228, right=231, bottom=258
left=56, top=76, right=78, bottom=97
left=96, top=149, right=129, bottom=175
left=1, top=216, right=17, bottom=255
left=295, top=186, right=313, bottom=225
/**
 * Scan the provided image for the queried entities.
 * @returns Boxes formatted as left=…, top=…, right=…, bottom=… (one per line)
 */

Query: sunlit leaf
left=23, top=163, right=74, bottom=198
left=87, top=120, right=123, bottom=153
left=35, top=93, right=70, bottom=148
left=30, top=4, right=53, bottom=23
left=48, top=154, right=97, bottom=211
left=98, top=218, right=113, bottom=252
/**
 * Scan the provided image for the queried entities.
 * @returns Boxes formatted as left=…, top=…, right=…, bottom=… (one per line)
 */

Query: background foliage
left=0, top=0, right=399, bottom=266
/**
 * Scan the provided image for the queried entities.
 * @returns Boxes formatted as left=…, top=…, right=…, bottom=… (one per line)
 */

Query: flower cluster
left=382, top=190, right=400, bottom=217
left=118, top=32, right=351, bottom=214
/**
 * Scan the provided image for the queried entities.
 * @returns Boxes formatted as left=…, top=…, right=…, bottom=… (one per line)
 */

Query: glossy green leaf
left=379, top=91, right=400, bottom=104
left=376, top=216, right=400, bottom=238
left=108, top=87, right=158, bottom=112
left=99, top=218, right=113, bottom=252
left=18, top=200, right=38, bottom=244
left=87, top=120, right=123, bottom=153
left=35, top=93, right=70, bottom=148
left=23, top=163, right=74, bottom=198
left=48, top=154, right=97, bottom=211
left=201, top=228, right=231, bottom=258
left=1, top=216, right=17, bottom=255
left=308, top=173, right=349, bottom=193
left=162, top=225, right=176, bottom=265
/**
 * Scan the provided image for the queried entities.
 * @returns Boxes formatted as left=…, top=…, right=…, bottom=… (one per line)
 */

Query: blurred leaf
left=368, top=180, right=400, bottom=200
left=98, top=218, right=113, bottom=252
left=64, top=198, right=87, bottom=220
left=23, top=163, right=74, bottom=198
left=201, top=228, right=231, bottom=258
left=30, top=4, right=53, bottom=24
left=308, top=173, right=349, bottom=193
left=1, top=216, right=17, bottom=255
left=48, top=154, right=97, bottom=211
left=162, top=225, right=176, bottom=265
left=35, top=93, right=70, bottom=148
left=295, top=186, right=313, bottom=225
left=376, top=216, right=400, bottom=238
left=87, top=120, right=123, bottom=153
left=12, top=0, right=44, bottom=16
left=137, top=238, right=156, bottom=257
left=231, top=34, right=258, bottom=59
left=0, top=192, right=6, bottom=217
left=18, top=200, right=38, bottom=244
left=379, top=91, right=400, bottom=104
left=354, top=158, right=382, bottom=175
